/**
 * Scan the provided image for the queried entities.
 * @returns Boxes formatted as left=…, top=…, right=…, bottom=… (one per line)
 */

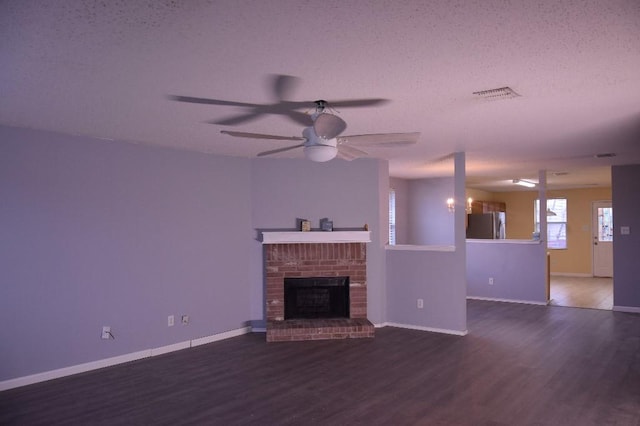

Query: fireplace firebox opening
left=284, top=276, right=349, bottom=319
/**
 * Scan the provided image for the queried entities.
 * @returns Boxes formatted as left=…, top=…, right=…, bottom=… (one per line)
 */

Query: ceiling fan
left=221, top=100, right=420, bottom=162
left=168, top=74, right=390, bottom=127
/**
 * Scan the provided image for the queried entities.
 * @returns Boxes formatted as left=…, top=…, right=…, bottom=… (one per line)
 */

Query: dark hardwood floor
left=2, top=300, right=639, bottom=425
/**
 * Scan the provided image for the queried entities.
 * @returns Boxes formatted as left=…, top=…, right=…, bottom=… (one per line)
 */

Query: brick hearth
left=264, top=242, right=374, bottom=342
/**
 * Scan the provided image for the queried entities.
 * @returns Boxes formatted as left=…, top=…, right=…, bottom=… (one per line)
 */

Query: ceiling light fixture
left=301, top=126, right=339, bottom=162
left=304, top=144, right=338, bottom=162
left=512, top=179, right=536, bottom=188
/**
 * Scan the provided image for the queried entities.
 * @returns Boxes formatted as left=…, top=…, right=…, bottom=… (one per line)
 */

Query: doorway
left=549, top=200, right=614, bottom=310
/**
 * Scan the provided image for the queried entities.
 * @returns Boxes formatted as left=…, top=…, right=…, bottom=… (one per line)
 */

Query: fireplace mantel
left=260, top=231, right=371, bottom=244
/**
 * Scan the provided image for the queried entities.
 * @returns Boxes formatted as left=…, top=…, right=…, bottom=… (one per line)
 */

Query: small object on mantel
left=320, top=218, right=333, bottom=232
left=364, top=224, right=369, bottom=231
left=297, top=218, right=311, bottom=232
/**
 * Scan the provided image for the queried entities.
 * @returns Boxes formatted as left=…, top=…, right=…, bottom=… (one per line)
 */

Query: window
left=598, top=206, right=613, bottom=242
left=389, top=189, right=396, bottom=245
left=534, top=198, right=567, bottom=249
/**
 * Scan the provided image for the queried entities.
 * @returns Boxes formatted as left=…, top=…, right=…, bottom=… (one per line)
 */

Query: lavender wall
left=612, top=165, right=640, bottom=309
left=0, top=126, right=252, bottom=381
left=249, top=158, right=389, bottom=325
left=407, top=177, right=455, bottom=245
left=386, top=248, right=466, bottom=332
left=466, top=241, right=547, bottom=303
left=385, top=153, right=467, bottom=334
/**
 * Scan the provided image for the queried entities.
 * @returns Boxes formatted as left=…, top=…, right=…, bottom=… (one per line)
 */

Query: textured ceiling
left=2, top=0, right=639, bottom=191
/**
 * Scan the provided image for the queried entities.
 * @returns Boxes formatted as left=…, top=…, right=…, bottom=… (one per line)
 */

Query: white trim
left=550, top=272, right=593, bottom=278
left=0, top=349, right=151, bottom=392
left=0, top=326, right=250, bottom=392
left=260, top=231, right=370, bottom=244
left=386, top=244, right=455, bottom=252
left=385, top=322, right=468, bottom=336
left=374, top=322, right=390, bottom=328
left=150, top=341, right=191, bottom=357
left=191, top=326, right=250, bottom=347
left=613, top=305, right=640, bottom=314
left=467, top=296, right=548, bottom=306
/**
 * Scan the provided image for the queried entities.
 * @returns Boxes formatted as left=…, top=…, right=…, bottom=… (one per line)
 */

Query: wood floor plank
left=1, top=300, right=639, bottom=425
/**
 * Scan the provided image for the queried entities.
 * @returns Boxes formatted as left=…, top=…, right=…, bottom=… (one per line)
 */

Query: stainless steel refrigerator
left=466, top=212, right=506, bottom=239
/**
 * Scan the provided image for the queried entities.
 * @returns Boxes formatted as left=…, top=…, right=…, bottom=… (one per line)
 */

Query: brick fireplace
left=263, top=232, right=374, bottom=342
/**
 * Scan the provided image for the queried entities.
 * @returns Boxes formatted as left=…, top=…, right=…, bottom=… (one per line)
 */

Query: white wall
left=390, top=177, right=410, bottom=245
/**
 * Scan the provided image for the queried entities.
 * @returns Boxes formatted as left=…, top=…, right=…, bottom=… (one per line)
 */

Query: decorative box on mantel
left=260, top=230, right=374, bottom=342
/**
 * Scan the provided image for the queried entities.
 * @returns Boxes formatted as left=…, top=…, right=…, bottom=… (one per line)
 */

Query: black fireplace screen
left=284, top=276, right=349, bottom=319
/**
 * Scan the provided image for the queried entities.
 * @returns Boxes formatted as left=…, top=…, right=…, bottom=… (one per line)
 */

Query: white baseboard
left=385, top=322, right=468, bottom=336
left=0, top=349, right=151, bottom=393
left=613, top=305, right=640, bottom=314
left=192, top=326, right=250, bottom=347
left=467, top=296, right=549, bottom=306
left=0, top=326, right=250, bottom=392
left=550, top=272, right=593, bottom=278
left=150, top=341, right=191, bottom=357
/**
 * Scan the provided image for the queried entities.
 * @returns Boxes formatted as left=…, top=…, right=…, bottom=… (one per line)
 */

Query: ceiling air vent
left=473, top=86, right=520, bottom=100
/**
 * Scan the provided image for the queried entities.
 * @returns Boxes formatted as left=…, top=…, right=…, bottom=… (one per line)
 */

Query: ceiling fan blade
left=284, top=110, right=314, bottom=127
left=338, top=132, right=420, bottom=147
left=168, top=95, right=257, bottom=108
left=211, top=113, right=265, bottom=126
left=326, top=98, right=390, bottom=108
left=221, top=130, right=305, bottom=141
left=337, top=144, right=369, bottom=161
left=257, top=144, right=305, bottom=157
left=314, top=113, right=347, bottom=139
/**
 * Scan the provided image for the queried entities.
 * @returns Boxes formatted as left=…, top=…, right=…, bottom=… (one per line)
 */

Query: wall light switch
left=621, top=226, right=630, bottom=235
left=168, top=315, right=175, bottom=327
left=417, top=299, right=424, bottom=309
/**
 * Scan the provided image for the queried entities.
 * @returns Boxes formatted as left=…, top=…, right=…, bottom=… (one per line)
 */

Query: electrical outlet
left=181, top=315, right=189, bottom=325
left=417, top=298, right=424, bottom=309
left=101, top=326, right=111, bottom=339
left=489, top=277, right=494, bottom=285
left=168, top=315, right=175, bottom=327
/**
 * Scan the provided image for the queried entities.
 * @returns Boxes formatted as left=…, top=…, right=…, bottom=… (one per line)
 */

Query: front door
left=592, top=201, right=613, bottom=277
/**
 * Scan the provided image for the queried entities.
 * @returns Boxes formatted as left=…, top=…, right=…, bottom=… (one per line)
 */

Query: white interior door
left=592, top=201, right=613, bottom=277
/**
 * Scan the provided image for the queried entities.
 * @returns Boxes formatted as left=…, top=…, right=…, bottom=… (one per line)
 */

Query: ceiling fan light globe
left=304, top=145, right=338, bottom=162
